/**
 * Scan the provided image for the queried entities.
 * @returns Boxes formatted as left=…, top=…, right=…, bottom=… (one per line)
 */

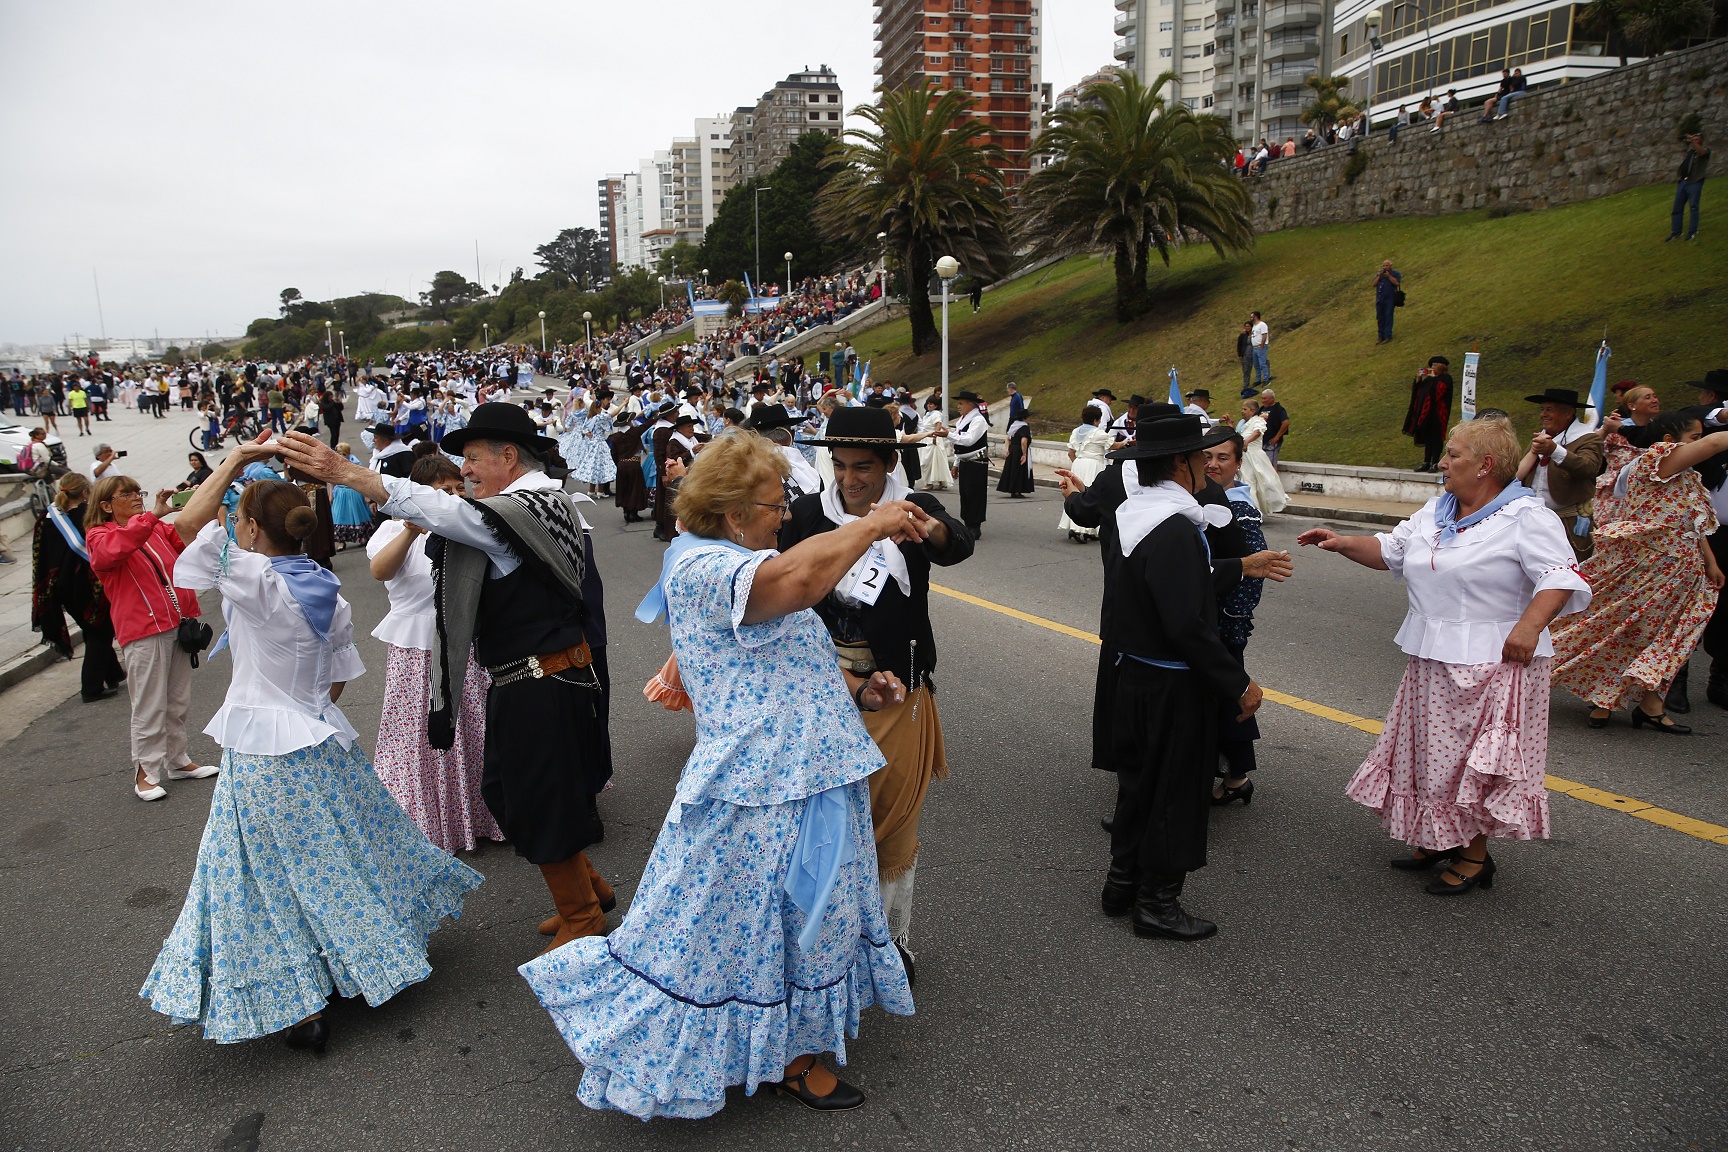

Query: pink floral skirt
left=1346, top=656, right=1552, bottom=850
left=373, top=644, right=503, bottom=854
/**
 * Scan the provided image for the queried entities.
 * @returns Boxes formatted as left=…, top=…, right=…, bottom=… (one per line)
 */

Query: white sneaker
left=165, top=764, right=219, bottom=780
left=134, top=782, right=167, bottom=801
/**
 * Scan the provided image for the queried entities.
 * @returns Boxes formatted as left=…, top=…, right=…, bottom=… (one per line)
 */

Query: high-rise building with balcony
left=738, top=66, right=846, bottom=182
left=1331, top=0, right=1619, bottom=128
left=668, top=115, right=736, bottom=247
left=872, top=0, right=1044, bottom=186
left=597, top=176, right=623, bottom=270
left=1113, top=0, right=1329, bottom=149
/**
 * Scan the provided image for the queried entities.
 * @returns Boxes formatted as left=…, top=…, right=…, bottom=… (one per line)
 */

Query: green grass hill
left=848, top=183, right=1727, bottom=466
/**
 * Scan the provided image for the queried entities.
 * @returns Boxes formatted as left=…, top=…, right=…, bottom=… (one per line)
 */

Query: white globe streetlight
left=538, top=310, right=547, bottom=353
left=582, top=310, right=593, bottom=354
left=935, top=256, right=960, bottom=419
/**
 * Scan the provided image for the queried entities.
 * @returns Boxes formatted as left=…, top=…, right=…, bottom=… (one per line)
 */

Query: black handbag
left=1394, top=289, right=1407, bottom=307
left=143, top=547, right=213, bottom=667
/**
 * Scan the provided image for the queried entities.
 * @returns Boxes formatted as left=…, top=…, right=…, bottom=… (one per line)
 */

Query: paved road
left=2, top=484, right=1723, bottom=1151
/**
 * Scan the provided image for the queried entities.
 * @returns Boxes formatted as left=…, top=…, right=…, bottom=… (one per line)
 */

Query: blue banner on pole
left=1589, top=341, right=1612, bottom=427
left=1168, top=366, right=1183, bottom=408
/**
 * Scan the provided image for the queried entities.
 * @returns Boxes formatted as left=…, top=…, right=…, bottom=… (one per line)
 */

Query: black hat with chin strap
left=1107, top=406, right=1233, bottom=461
left=437, top=402, right=560, bottom=457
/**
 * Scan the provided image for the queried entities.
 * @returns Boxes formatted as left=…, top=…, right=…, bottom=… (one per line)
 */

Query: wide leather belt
left=834, top=643, right=877, bottom=676
left=488, top=642, right=594, bottom=687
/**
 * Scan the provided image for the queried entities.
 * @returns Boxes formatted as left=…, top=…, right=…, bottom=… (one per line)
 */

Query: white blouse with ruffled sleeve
left=175, top=522, right=366, bottom=755
left=1377, top=494, right=1592, bottom=665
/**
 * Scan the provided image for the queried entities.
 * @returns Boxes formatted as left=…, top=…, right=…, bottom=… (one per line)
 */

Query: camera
left=116, top=450, right=128, bottom=457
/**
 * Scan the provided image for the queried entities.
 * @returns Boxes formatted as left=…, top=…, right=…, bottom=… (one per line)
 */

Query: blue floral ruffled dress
left=140, top=524, right=482, bottom=1043
left=519, top=545, right=913, bottom=1120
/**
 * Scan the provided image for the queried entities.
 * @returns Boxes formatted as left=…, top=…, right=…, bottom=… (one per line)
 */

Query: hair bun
left=283, top=505, right=319, bottom=541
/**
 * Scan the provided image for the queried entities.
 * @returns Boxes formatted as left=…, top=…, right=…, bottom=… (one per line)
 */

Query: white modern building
left=1332, top=0, right=1620, bottom=128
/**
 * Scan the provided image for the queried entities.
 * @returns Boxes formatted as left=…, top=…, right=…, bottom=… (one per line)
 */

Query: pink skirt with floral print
left=373, top=644, right=503, bottom=854
left=1346, top=656, right=1552, bottom=850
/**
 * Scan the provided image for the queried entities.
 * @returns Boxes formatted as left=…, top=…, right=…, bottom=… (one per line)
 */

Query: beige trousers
left=121, top=629, right=194, bottom=786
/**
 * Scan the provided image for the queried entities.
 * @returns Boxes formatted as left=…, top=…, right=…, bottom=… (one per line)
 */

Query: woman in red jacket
left=87, top=474, right=219, bottom=801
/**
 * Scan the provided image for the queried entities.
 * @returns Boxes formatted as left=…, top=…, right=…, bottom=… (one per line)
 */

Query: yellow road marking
left=929, top=582, right=1728, bottom=847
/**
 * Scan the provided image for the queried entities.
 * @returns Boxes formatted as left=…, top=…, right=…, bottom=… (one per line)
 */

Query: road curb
left=0, top=630, right=79, bottom=694
left=1281, top=502, right=1406, bottom=526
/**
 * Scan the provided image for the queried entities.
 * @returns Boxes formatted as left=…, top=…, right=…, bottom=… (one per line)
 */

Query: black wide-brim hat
left=1687, top=368, right=1728, bottom=398
left=365, top=421, right=400, bottom=439
left=745, top=403, right=800, bottom=432
left=807, top=405, right=898, bottom=447
left=1093, top=389, right=1117, bottom=400
left=1523, top=387, right=1584, bottom=408
left=439, top=402, right=560, bottom=457
left=1185, top=389, right=1212, bottom=400
left=955, top=390, right=983, bottom=404
left=1107, top=410, right=1234, bottom=461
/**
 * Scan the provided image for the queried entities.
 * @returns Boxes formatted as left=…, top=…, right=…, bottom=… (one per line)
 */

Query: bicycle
left=190, top=411, right=263, bottom=451
left=28, top=474, right=54, bottom=518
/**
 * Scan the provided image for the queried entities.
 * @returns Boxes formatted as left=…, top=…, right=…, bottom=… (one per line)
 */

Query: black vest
left=475, top=562, right=585, bottom=666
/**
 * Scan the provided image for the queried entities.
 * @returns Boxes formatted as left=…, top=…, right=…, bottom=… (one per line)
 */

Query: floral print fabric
left=1552, top=441, right=1721, bottom=708
left=373, top=644, right=503, bottom=853
left=140, top=736, right=482, bottom=1042
left=1347, top=656, right=1553, bottom=849
left=517, top=545, right=911, bottom=1120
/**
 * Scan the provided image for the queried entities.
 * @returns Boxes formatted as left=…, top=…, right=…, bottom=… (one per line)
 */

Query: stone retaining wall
left=1248, top=39, right=1727, bottom=231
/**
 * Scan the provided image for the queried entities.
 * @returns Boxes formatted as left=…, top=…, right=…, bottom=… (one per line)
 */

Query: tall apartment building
left=596, top=176, right=623, bottom=270
left=735, top=65, right=846, bottom=182
left=669, top=115, right=735, bottom=247
left=1331, top=0, right=1619, bottom=127
left=873, top=0, right=1044, bottom=186
left=1112, top=0, right=1322, bottom=146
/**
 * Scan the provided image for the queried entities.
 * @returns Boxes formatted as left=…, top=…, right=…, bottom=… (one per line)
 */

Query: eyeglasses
left=754, top=501, right=791, bottom=517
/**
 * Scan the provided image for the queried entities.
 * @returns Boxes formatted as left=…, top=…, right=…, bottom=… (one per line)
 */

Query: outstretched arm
left=1296, top=527, right=1391, bottom=570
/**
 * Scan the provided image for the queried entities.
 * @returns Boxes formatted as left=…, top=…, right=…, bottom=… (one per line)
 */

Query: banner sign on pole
left=1460, top=350, right=1480, bottom=422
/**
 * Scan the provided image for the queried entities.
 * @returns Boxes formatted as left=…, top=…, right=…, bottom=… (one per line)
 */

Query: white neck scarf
left=820, top=470, right=912, bottom=598
left=1117, top=462, right=1233, bottom=557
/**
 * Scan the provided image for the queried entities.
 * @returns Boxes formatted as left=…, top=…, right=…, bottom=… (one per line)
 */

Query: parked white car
left=0, top=421, right=66, bottom=471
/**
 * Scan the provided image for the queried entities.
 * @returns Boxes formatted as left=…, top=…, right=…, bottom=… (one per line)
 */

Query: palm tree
left=716, top=279, right=749, bottom=318
left=817, top=83, right=1013, bottom=356
left=1019, top=71, right=1253, bottom=324
left=1299, top=74, right=1359, bottom=133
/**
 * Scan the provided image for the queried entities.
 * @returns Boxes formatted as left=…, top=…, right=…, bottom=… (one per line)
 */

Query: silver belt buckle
left=528, top=655, right=544, bottom=679
left=845, top=658, right=874, bottom=675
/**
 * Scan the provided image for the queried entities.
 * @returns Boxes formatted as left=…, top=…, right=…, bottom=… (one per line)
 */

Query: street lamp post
left=935, top=255, right=959, bottom=420
left=582, top=310, right=593, bottom=355
left=700, top=268, right=709, bottom=291
left=537, top=310, right=547, bottom=353
left=658, top=276, right=666, bottom=311
left=784, top=251, right=793, bottom=292
left=753, top=185, right=772, bottom=290
left=338, top=330, right=345, bottom=358
left=325, top=320, right=333, bottom=356
left=1364, top=9, right=1384, bottom=133
left=483, top=322, right=489, bottom=348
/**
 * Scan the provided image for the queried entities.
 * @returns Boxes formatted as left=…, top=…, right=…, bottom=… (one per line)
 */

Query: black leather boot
left=1708, top=662, right=1728, bottom=709
left=1101, top=857, right=1137, bottom=917
left=1130, top=873, right=1217, bottom=941
left=1665, top=663, right=1691, bottom=714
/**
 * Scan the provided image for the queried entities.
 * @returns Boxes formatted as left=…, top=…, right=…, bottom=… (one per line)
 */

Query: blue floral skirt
left=140, top=736, right=483, bottom=1043
left=519, top=779, right=913, bottom=1120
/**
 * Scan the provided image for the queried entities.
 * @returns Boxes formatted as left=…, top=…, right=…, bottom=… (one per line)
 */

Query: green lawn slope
left=849, top=183, right=1727, bottom=466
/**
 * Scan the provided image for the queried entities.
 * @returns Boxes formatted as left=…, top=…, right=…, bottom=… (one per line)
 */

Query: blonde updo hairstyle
left=673, top=431, right=789, bottom=539
left=1450, top=416, right=1520, bottom=486
left=238, top=479, right=319, bottom=553
left=54, top=472, right=90, bottom=511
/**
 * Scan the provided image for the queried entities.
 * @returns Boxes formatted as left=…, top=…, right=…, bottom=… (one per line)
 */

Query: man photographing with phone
left=88, top=444, right=125, bottom=484
left=1667, top=130, right=1709, bottom=243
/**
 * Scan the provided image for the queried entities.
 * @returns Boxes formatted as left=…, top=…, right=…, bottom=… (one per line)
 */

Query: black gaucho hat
left=807, top=405, right=898, bottom=447
left=955, top=390, right=983, bottom=404
left=365, top=421, right=400, bottom=439
left=438, top=402, right=560, bottom=456
left=1688, top=368, right=1728, bottom=399
left=1107, top=407, right=1234, bottom=461
left=1523, top=387, right=1584, bottom=408
left=744, top=403, right=799, bottom=432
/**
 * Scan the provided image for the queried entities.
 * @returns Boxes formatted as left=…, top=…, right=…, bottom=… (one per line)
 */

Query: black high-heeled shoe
left=1424, top=853, right=1496, bottom=896
left=773, top=1061, right=866, bottom=1111
left=285, top=1015, right=330, bottom=1055
left=1389, top=845, right=1456, bottom=871
left=1211, top=778, right=1254, bottom=807
left=1586, top=711, right=1610, bottom=729
left=1631, top=708, right=1691, bottom=735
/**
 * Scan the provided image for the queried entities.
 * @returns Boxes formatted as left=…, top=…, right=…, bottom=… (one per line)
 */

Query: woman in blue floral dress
left=520, top=432, right=928, bottom=1119
left=567, top=392, right=618, bottom=494
left=140, top=455, right=481, bottom=1055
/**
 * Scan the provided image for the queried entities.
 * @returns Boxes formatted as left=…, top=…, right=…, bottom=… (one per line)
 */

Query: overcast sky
left=0, top=0, right=1114, bottom=346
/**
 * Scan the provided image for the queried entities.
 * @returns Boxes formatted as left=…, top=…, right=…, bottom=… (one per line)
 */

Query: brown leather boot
left=539, top=860, right=615, bottom=935
left=539, top=853, right=608, bottom=955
